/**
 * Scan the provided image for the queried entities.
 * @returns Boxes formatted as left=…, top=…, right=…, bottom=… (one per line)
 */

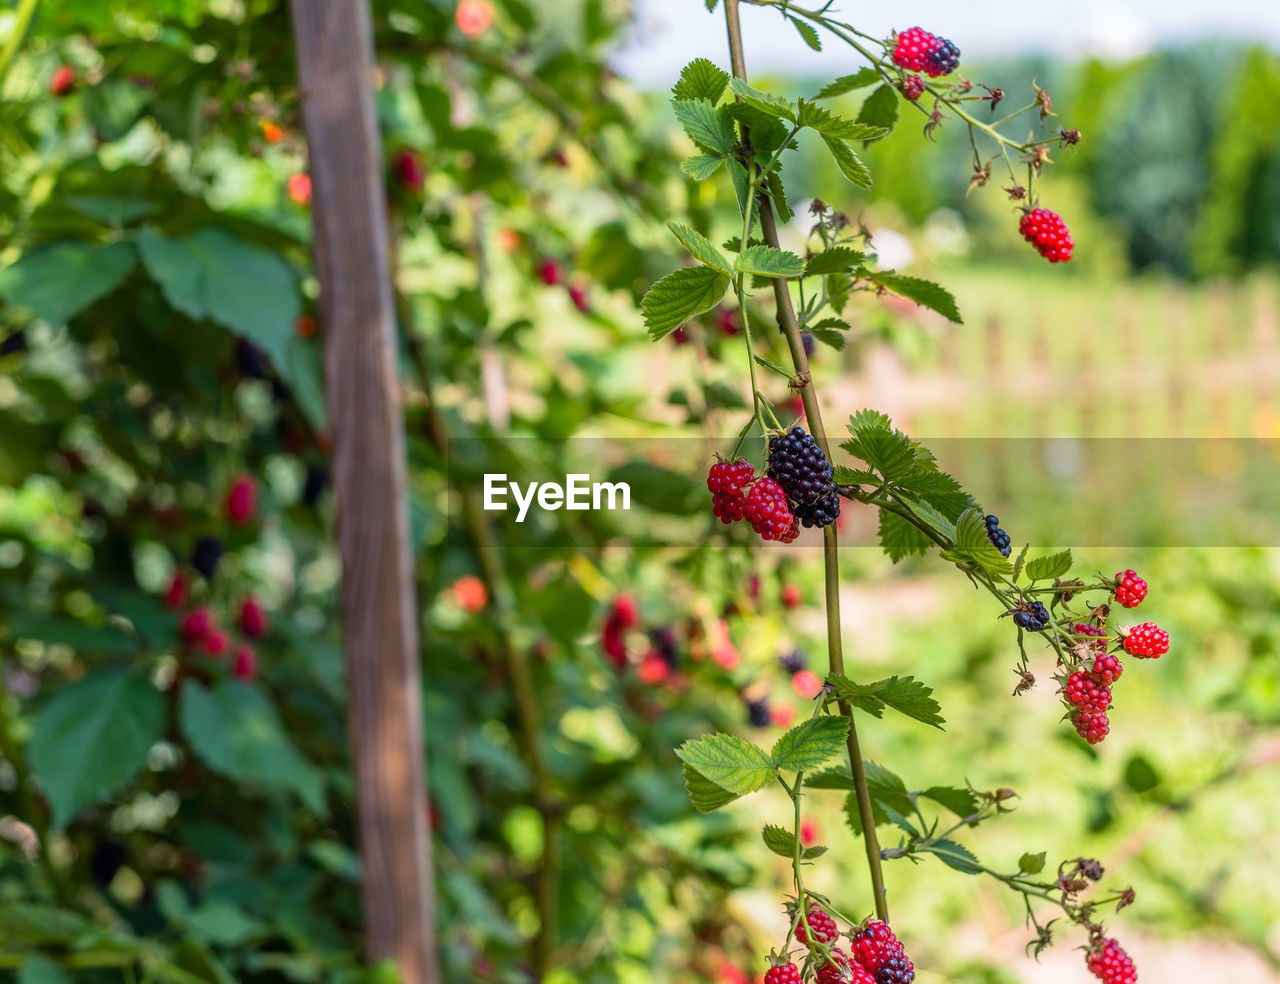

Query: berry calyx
left=1019, top=208, right=1074, bottom=263
left=899, top=74, right=925, bottom=101
left=1092, top=652, right=1124, bottom=685
left=1113, top=569, right=1148, bottom=608
left=983, top=514, right=1011, bottom=557
left=745, top=477, right=797, bottom=542
left=794, top=902, right=839, bottom=945
left=1063, top=670, right=1111, bottom=714
left=1086, top=936, right=1137, bottom=984
left=1072, top=710, right=1110, bottom=744
left=764, top=963, right=802, bottom=984
left=1122, top=621, right=1168, bottom=658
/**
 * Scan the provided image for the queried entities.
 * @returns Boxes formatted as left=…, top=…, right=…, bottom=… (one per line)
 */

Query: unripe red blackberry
left=926, top=37, right=960, bottom=77
left=1086, top=936, right=1137, bottom=984
left=891, top=27, right=934, bottom=72
left=180, top=607, right=214, bottom=640
left=50, top=65, right=76, bottom=97
left=1072, top=710, right=1109, bottom=744
left=1091, top=652, right=1124, bottom=685
left=1073, top=622, right=1107, bottom=639
left=708, top=459, right=756, bottom=524
left=232, top=644, right=258, bottom=681
left=1063, top=671, right=1111, bottom=714
left=164, top=572, right=189, bottom=610
left=1122, top=622, right=1168, bottom=658
left=1113, top=569, right=1148, bottom=608
left=793, top=902, right=838, bottom=945
left=900, top=74, right=925, bottom=101
left=816, top=949, right=875, bottom=984
left=851, top=920, right=914, bottom=983
left=1019, top=208, right=1074, bottom=263
left=538, top=259, right=562, bottom=286
left=745, top=477, right=796, bottom=541
left=225, top=475, right=258, bottom=525
left=239, top=597, right=268, bottom=638
left=764, top=963, right=802, bottom=984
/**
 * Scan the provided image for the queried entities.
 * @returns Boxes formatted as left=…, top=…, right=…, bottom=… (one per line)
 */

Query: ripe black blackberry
left=745, top=697, right=771, bottom=727
left=192, top=536, right=224, bottom=580
left=767, top=427, right=840, bottom=527
left=779, top=647, right=806, bottom=674
left=236, top=337, right=270, bottom=378
left=926, top=37, right=960, bottom=76
left=302, top=463, right=329, bottom=506
left=1013, top=601, right=1050, bottom=631
left=0, top=330, right=27, bottom=355
left=983, top=514, right=1011, bottom=557
left=651, top=626, right=679, bottom=669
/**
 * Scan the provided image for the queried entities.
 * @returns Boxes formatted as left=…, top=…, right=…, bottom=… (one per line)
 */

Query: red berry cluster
left=851, top=919, right=915, bottom=984
left=1058, top=570, right=1168, bottom=743
left=765, top=963, right=803, bottom=984
left=890, top=27, right=960, bottom=78
left=537, top=257, right=591, bottom=313
left=1086, top=936, right=1138, bottom=984
left=772, top=905, right=915, bottom=984
left=225, top=474, right=258, bottom=525
left=601, top=594, right=639, bottom=670
left=169, top=583, right=265, bottom=682
left=706, top=460, right=799, bottom=543
left=1018, top=208, right=1074, bottom=263
left=899, top=75, right=925, bottom=101
left=794, top=903, right=838, bottom=945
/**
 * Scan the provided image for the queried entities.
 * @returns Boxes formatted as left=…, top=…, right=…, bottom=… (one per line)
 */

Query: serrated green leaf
left=1026, top=549, right=1073, bottom=581
left=675, top=732, right=775, bottom=796
left=681, top=154, right=725, bottom=181
left=810, top=328, right=845, bottom=350
left=896, top=470, right=974, bottom=519
left=829, top=674, right=944, bottom=729
left=672, top=98, right=737, bottom=154
left=766, top=170, right=792, bottom=224
left=682, top=764, right=738, bottom=812
left=921, top=785, right=980, bottom=819
left=805, top=766, right=857, bottom=790
left=843, top=790, right=889, bottom=836
left=789, top=16, right=821, bottom=50
left=762, top=824, right=827, bottom=860
left=727, top=78, right=797, bottom=121
left=865, top=271, right=962, bottom=323
left=672, top=58, right=731, bottom=103
left=901, top=495, right=954, bottom=540
left=805, top=247, right=864, bottom=275
left=770, top=716, right=849, bottom=772
left=641, top=266, right=731, bottom=339
left=833, top=465, right=877, bottom=486
left=180, top=681, right=325, bottom=813
left=947, top=508, right=1014, bottom=572
left=667, top=222, right=732, bottom=273
left=849, top=408, right=892, bottom=432
left=814, top=68, right=881, bottom=99
left=954, top=508, right=993, bottom=549
left=926, top=838, right=983, bottom=874
left=0, top=241, right=137, bottom=325
left=28, top=668, right=165, bottom=828
left=735, top=245, right=806, bottom=278
left=1019, top=850, right=1047, bottom=874
left=940, top=547, right=1013, bottom=575
left=842, top=427, right=916, bottom=480
left=856, top=83, right=899, bottom=136
left=1012, top=544, right=1029, bottom=581
left=797, top=100, right=887, bottom=141
left=821, top=135, right=872, bottom=188
left=878, top=509, right=933, bottom=561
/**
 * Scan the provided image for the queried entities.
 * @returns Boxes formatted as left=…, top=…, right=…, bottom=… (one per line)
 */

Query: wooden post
left=289, top=4, right=440, bottom=982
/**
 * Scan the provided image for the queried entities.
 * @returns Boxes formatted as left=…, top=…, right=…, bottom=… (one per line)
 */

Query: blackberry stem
left=724, top=0, right=890, bottom=924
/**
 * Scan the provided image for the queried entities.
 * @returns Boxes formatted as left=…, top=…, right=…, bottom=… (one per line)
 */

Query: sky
left=611, top=0, right=1280, bottom=86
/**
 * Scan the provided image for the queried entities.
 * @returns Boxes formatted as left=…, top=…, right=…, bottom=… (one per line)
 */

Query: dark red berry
left=926, top=37, right=960, bottom=77
left=1092, top=652, right=1124, bottom=685
left=394, top=149, right=425, bottom=190
left=764, top=963, right=802, bottom=984
left=232, top=644, right=258, bottom=681
left=239, top=597, right=268, bottom=638
left=164, top=572, right=189, bottom=610
left=568, top=283, right=590, bottom=313
left=745, top=477, right=796, bottom=542
left=900, top=75, right=925, bottom=101
left=612, top=595, right=639, bottom=628
left=1063, top=671, right=1111, bottom=714
left=538, top=260, right=562, bottom=286
left=1073, top=622, right=1107, bottom=639
left=1086, top=937, right=1137, bottom=984
left=1114, top=569, right=1148, bottom=608
left=1073, top=710, right=1109, bottom=744
left=851, top=920, right=914, bottom=983
left=816, top=949, right=875, bottom=984
left=225, top=475, right=258, bottom=525
left=179, top=607, right=214, bottom=640
left=50, top=65, right=76, bottom=96
left=1122, top=622, right=1168, bottom=658
left=794, top=903, right=838, bottom=945
left=1019, top=208, right=1074, bottom=263
left=709, top=459, right=756, bottom=524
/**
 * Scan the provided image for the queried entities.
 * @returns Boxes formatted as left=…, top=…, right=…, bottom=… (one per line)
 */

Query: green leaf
left=841, top=427, right=916, bottom=481
left=833, top=465, right=877, bottom=486
left=762, top=824, right=828, bottom=860
left=672, top=98, right=737, bottom=154
left=797, top=100, right=887, bottom=141
left=675, top=732, right=776, bottom=797
left=672, top=58, right=731, bottom=103
left=770, top=716, right=849, bottom=772
left=901, top=495, right=955, bottom=540
left=1026, top=549, right=1073, bottom=581
left=814, top=68, right=881, bottom=99
left=766, top=170, right=792, bottom=224
left=1019, top=850, right=1047, bottom=874
left=67, top=195, right=160, bottom=225
left=1012, top=544, right=1029, bottom=581
left=667, top=222, right=732, bottom=273
left=0, top=903, right=91, bottom=945
left=926, top=838, right=982, bottom=874
left=18, top=954, right=74, bottom=984
left=641, top=266, right=731, bottom=339
left=896, top=470, right=974, bottom=519
left=754, top=353, right=793, bottom=378
left=681, top=154, right=725, bottom=181
left=805, top=766, right=856, bottom=790
left=821, top=135, right=872, bottom=188
left=810, top=328, right=845, bottom=350
left=828, top=674, right=945, bottom=729
left=921, top=785, right=980, bottom=818
left=946, top=508, right=1014, bottom=573
left=878, top=509, right=933, bottom=561
left=735, top=245, right=805, bottom=278
left=843, top=790, right=889, bottom=836
left=726, top=158, right=753, bottom=216
left=682, top=764, right=738, bottom=812
left=864, top=271, right=962, bottom=323
left=0, top=241, right=137, bottom=325
left=856, top=84, right=899, bottom=135
left=789, top=16, right=822, bottom=50
left=727, top=78, right=797, bottom=122
left=179, top=680, right=325, bottom=813
left=28, top=668, right=164, bottom=828
left=805, top=247, right=864, bottom=275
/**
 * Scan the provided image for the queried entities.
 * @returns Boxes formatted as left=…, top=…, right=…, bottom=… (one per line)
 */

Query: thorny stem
left=724, top=0, right=890, bottom=924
